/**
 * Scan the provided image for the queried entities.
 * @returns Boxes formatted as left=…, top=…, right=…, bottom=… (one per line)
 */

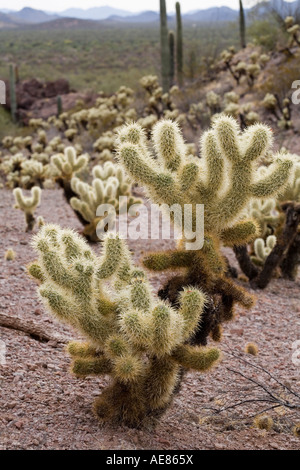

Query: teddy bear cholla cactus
left=13, top=186, right=41, bottom=231
left=285, top=16, right=300, bottom=48
left=251, top=235, right=277, bottom=267
left=117, top=117, right=293, bottom=341
left=51, top=146, right=88, bottom=181
left=70, top=161, right=141, bottom=242
left=29, top=225, right=220, bottom=426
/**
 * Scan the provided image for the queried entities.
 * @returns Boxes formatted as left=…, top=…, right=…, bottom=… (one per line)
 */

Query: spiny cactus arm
left=178, top=162, right=200, bottom=192
left=253, top=238, right=266, bottom=263
left=212, top=118, right=270, bottom=223
left=118, top=143, right=184, bottom=207
left=242, top=124, right=272, bottom=162
left=199, top=130, right=224, bottom=197
left=215, top=277, right=255, bottom=309
left=71, top=356, right=113, bottom=377
left=250, top=159, right=293, bottom=198
left=118, top=143, right=161, bottom=186
left=117, top=122, right=148, bottom=151
left=28, top=262, right=45, bottom=282
left=67, top=341, right=99, bottom=358
left=171, top=345, right=220, bottom=371
left=96, top=235, right=125, bottom=279
left=220, top=219, right=259, bottom=246
left=152, top=120, right=186, bottom=172
left=111, top=354, right=144, bottom=384
left=177, top=288, right=207, bottom=340
left=143, top=250, right=194, bottom=271
left=150, top=304, right=185, bottom=357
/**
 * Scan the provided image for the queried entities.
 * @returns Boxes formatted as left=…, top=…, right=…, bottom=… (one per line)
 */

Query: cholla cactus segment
left=29, top=224, right=219, bottom=426
left=251, top=235, right=277, bottom=266
left=51, top=146, right=88, bottom=181
left=13, top=186, right=42, bottom=231
left=277, top=155, right=300, bottom=203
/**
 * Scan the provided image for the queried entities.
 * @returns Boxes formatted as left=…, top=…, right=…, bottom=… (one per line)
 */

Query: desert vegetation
left=0, top=0, right=299, bottom=451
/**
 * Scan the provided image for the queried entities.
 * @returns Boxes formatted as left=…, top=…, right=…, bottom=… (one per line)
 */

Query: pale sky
left=0, top=0, right=262, bottom=14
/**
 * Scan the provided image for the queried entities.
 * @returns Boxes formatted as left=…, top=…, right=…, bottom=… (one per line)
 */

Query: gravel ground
left=0, top=188, right=299, bottom=450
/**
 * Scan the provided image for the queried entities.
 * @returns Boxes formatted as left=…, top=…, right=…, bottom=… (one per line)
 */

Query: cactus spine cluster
left=13, top=186, right=42, bottom=231
left=29, top=225, right=220, bottom=426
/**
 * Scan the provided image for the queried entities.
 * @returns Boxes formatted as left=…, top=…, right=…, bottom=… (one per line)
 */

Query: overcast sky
left=0, top=0, right=263, bottom=13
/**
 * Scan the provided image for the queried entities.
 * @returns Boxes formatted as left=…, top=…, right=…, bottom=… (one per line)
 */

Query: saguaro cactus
left=176, top=2, right=183, bottom=86
left=117, top=117, right=293, bottom=342
left=160, top=0, right=170, bottom=92
left=57, top=95, right=63, bottom=117
left=9, top=64, right=17, bottom=123
left=29, top=225, right=220, bottom=426
left=169, top=31, right=175, bottom=87
left=13, top=186, right=41, bottom=231
left=239, top=0, right=246, bottom=49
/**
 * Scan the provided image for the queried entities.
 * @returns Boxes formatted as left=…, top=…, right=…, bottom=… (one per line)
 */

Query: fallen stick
left=0, top=312, right=68, bottom=344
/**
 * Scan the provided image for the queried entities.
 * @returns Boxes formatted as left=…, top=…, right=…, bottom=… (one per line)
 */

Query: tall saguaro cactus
left=169, top=31, right=175, bottom=87
left=239, top=0, right=246, bottom=49
left=160, top=0, right=170, bottom=92
left=57, top=95, right=62, bottom=117
left=9, top=64, right=17, bottom=123
left=176, top=1, right=183, bottom=86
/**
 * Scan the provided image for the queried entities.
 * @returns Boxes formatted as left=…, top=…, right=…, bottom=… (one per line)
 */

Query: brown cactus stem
left=253, top=202, right=300, bottom=289
left=233, top=245, right=259, bottom=281
left=280, top=231, right=300, bottom=281
left=25, top=213, right=36, bottom=232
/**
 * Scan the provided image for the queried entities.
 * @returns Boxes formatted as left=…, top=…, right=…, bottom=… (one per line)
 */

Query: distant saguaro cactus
left=9, top=64, right=17, bottom=123
left=176, top=2, right=183, bottom=86
left=57, top=95, right=63, bottom=117
left=160, top=0, right=170, bottom=92
left=239, top=0, right=246, bottom=49
left=168, top=31, right=175, bottom=87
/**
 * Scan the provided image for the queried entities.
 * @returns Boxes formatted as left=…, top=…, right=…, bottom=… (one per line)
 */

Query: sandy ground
left=0, top=188, right=299, bottom=450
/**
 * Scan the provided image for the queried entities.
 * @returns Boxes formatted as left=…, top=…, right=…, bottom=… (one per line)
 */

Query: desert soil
left=0, top=188, right=299, bottom=450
